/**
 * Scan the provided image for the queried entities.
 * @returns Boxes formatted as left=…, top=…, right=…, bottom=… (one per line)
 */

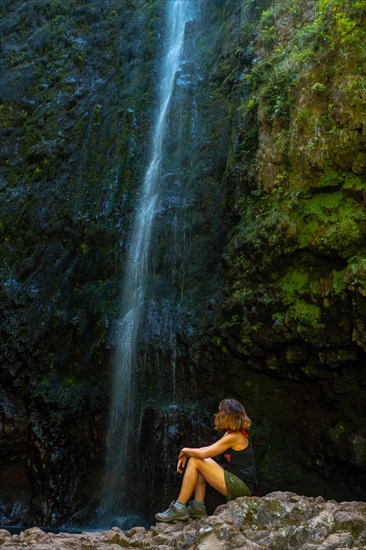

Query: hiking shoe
left=187, top=500, right=207, bottom=519
left=155, top=501, right=189, bottom=523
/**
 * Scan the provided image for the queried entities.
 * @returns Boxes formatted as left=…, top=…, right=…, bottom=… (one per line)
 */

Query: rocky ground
left=1, top=492, right=365, bottom=549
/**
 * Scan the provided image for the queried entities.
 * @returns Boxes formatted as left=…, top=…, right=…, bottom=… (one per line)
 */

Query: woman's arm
left=178, top=432, right=240, bottom=461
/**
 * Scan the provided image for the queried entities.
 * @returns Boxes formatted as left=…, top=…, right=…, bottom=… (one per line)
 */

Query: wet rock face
left=0, top=0, right=229, bottom=526
left=1, top=492, right=366, bottom=549
left=0, top=0, right=164, bottom=525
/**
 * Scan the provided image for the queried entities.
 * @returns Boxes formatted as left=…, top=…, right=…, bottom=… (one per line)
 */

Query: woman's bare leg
left=177, top=457, right=226, bottom=504
left=194, top=473, right=206, bottom=502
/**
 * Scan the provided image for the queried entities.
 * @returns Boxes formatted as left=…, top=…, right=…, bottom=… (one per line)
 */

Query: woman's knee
left=187, top=456, right=199, bottom=470
left=187, top=457, right=206, bottom=472
left=188, top=456, right=216, bottom=471
left=188, top=456, right=201, bottom=468
left=194, top=458, right=216, bottom=477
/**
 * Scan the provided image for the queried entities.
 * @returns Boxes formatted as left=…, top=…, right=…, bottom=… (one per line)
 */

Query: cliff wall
left=215, top=0, right=366, bottom=500
left=0, top=0, right=365, bottom=526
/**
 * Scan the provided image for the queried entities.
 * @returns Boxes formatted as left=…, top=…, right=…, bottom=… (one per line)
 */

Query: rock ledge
left=1, top=492, right=365, bottom=549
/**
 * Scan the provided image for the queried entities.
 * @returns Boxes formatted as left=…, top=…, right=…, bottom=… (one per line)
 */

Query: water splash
left=100, top=0, right=197, bottom=524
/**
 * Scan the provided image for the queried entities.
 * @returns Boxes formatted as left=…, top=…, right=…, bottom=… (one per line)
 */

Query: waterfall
left=100, top=0, right=197, bottom=526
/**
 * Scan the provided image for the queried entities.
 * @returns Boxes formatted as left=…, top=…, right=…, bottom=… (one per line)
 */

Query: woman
left=155, top=398, right=257, bottom=522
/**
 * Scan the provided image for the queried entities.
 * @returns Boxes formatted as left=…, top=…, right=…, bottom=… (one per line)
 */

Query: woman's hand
left=178, top=448, right=187, bottom=459
left=177, top=450, right=188, bottom=473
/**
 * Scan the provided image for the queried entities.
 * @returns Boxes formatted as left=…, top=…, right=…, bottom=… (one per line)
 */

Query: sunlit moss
left=294, top=192, right=364, bottom=254
left=279, top=269, right=309, bottom=304
left=288, top=300, right=324, bottom=329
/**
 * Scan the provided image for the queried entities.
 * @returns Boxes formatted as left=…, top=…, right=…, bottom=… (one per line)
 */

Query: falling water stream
left=100, top=0, right=197, bottom=526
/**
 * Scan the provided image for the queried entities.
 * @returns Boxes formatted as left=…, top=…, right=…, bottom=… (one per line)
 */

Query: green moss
left=311, top=82, right=327, bottom=92
left=317, top=167, right=345, bottom=189
left=342, top=173, right=366, bottom=191
left=295, top=192, right=365, bottom=254
left=294, top=109, right=312, bottom=124
left=275, top=263, right=330, bottom=315
left=279, top=269, right=309, bottom=304
left=288, top=301, right=324, bottom=329
left=310, top=168, right=365, bottom=191
left=331, top=269, right=347, bottom=296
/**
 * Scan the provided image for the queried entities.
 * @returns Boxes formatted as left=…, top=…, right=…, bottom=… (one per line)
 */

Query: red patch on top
left=224, top=453, right=231, bottom=463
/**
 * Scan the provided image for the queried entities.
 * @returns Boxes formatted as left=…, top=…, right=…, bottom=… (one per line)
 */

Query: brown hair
left=214, top=398, right=251, bottom=432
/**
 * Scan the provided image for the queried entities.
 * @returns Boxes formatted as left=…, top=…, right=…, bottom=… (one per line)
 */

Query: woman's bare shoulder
left=229, top=431, right=249, bottom=451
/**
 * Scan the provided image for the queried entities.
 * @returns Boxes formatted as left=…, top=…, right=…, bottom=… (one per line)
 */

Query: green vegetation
left=236, top=0, right=366, bottom=187
left=221, top=0, right=366, bottom=360
left=295, top=192, right=365, bottom=254
left=279, top=269, right=311, bottom=303
left=288, top=301, right=324, bottom=329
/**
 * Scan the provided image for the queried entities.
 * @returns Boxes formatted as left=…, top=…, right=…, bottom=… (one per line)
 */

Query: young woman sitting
left=155, top=398, right=257, bottom=522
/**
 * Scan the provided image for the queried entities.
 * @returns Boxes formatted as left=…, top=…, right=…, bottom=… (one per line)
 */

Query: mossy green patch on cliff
left=294, top=192, right=365, bottom=255
left=275, top=266, right=325, bottom=305
left=331, top=268, right=347, bottom=297
left=288, top=300, right=324, bottom=329
left=228, top=178, right=365, bottom=272
left=279, top=269, right=310, bottom=303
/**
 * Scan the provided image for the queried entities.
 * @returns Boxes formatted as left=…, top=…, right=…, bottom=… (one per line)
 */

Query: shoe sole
left=155, top=514, right=189, bottom=523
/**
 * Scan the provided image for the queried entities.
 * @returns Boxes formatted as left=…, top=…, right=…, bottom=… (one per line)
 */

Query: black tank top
left=223, top=431, right=257, bottom=493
